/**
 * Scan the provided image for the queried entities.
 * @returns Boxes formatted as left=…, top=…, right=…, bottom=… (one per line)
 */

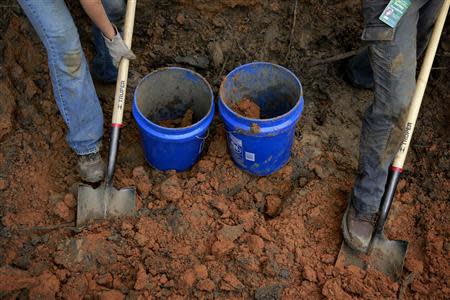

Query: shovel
left=336, top=0, right=449, bottom=281
left=77, top=0, right=138, bottom=226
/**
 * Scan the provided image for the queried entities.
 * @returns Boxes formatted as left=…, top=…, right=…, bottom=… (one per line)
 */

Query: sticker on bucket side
left=245, top=151, right=255, bottom=162
left=229, top=133, right=244, bottom=163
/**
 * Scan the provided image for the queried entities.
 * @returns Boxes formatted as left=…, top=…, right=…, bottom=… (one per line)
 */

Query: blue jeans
left=18, top=0, right=125, bottom=155
left=349, top=0, right=443, bottom=214
left=92, top=0, right=125, bottom=83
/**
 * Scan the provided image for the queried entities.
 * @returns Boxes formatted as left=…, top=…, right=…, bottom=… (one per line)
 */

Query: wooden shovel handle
left=111, top=0, right=137, bottom=127
left=392, top=0, right=449, bottom=170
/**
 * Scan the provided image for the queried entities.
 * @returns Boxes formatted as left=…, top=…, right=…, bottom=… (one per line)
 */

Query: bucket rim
left=133, top=67, right=214, bottom=133
left=219, top=61, right=303, bottom=123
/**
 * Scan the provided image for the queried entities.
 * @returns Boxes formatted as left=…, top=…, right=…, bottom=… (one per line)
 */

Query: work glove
left=103, top=24, right=136, bottom=68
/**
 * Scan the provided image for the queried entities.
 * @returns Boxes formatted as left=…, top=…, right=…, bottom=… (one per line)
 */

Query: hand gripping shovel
left=336, top=0, right=449, bottom=281
left=77, top=0, right=138, bottom=226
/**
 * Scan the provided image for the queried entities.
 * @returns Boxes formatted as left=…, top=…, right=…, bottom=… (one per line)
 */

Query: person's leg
left=343, top=0, right=392, bottom=90
left=344, top=0, right=426, bottom=251
left=92, top=0, right=125, bottom=83
left=353, top=0, right=437, bottom=214
left=417, top=0, right=444, bottom=58
left=345, top=47, right=374, bottom=89
left=18, top=0, right=104, bottom=181
left=344, top=0, right=443, bottom=90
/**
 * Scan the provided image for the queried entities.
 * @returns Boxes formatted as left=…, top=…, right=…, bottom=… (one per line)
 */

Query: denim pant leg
left=352, top=0, right=425, bottom=214
left=92, top=0, right=126, bottom=83
left=18, top=0, right=103, bottom=155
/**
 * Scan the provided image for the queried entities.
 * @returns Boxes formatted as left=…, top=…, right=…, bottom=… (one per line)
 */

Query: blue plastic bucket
left=133, top=67, right=214, bottom=171
left=219, top=62, right=304, bottom=176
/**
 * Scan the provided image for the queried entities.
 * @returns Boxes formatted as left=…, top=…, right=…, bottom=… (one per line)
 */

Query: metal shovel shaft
left=375, top=167, right=402, bottom=234
left=105, top=126, right=121, bottom=187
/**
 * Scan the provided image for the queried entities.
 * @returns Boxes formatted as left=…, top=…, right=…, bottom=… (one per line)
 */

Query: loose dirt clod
left=0, top=179, right=8, bottom=190
left=194, top=264, right=208, bottom=280
left=197, top=278, right=215, bottom=292
left=53, top=201, right=74, bottom=222
left=134, top=264, right=148, bottom=290
left=212, top=239, right=235, bottom=256
left=98, top=290, right=125, bottom=300
left=160, top=175, right=183, bottom=201
left=181, top=269, right=196, bottom=288
left=222, top=272, right=244, bottom=291
left=265, top=194, right=282, bottom=217
left=247, top=234, right=264, bottom=255
left=231, top=97, right=261, bottom=119
left=303, top=265, right=318, bottom=282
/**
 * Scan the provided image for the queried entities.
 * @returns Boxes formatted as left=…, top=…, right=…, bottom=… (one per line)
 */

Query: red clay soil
left=1, top=1, right=449, bottom=299
left=231, top=97, right=261, bottom=119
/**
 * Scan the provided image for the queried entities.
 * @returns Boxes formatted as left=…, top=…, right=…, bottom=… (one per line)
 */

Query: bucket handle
left=196, top=129, right=210, bottom=154
left=195, top=129, right=210, bottom=140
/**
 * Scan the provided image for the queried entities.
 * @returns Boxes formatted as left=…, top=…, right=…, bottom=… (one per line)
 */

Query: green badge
left=379, top=0, right=412, bottom=28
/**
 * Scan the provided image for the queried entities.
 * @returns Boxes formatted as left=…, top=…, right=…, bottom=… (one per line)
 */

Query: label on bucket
left=245, top=152, right=255, bottom=162
left=229, top=133, right=244, bottom=163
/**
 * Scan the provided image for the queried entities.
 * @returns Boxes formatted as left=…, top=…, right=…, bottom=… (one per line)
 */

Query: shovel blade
left=335, top=242, right=367, bottom=272
left=77, top=184, right=136, bottom=226
left=336, top=236, right=408, bottom=282
left=107, top=186, right=136, bottom=217
left=369, top=235, right=408, bottom=281
left=77, top=184, right=105, bottom=226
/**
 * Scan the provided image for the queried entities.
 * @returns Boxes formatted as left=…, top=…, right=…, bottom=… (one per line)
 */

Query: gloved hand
left=103, top=24, right=136, bottom=68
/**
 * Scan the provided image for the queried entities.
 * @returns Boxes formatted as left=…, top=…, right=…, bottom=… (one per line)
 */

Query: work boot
left=78, top=152, right=105, bottom=183
left=342, top=201, right=377, bottom=252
